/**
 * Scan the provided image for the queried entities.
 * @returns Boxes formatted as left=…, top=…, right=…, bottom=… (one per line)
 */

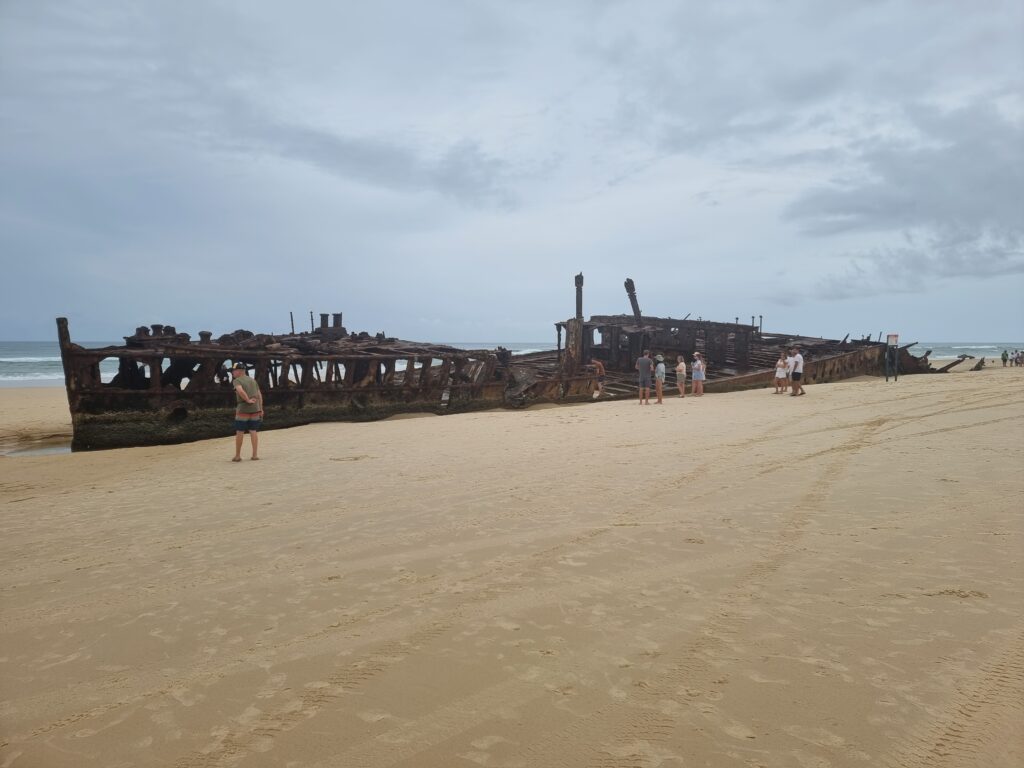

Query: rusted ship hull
left=56, top=317, right=592, bottom=451
left=552, top=275, right=930, bottom=401
left=56, top=276, right=930, bottom=450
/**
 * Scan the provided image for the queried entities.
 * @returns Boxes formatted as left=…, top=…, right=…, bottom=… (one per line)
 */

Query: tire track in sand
left=516, top=419, right=884, bottom=767
left=880, top=628, right=1024, bottom=768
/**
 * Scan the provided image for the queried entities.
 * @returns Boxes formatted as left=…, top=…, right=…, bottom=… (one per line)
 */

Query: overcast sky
left=1, top=1, right=1022, bottom=343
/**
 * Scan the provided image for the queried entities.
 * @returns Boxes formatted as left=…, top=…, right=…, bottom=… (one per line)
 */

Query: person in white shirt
left=789, top=347, right=805, bottom=396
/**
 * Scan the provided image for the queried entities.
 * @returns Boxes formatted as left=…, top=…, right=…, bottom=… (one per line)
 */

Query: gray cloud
left=0, top=2, right=515, bottom=209
left=785, top=101, right=1022, bottom=235
left=784, top=99, right=1024, bottom=295
left=223, top=112, right=514, bottom=208
left=816, top=229, right=1024, bottom=300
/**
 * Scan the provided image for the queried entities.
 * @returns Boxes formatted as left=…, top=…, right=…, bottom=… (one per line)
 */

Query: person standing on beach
left=589, top=358, right=606, bottom=398
left=636, top=349, right=653, bottom=405
left=654, top=354, right=666, bottom=404
left=230, top=363, right=263, bottom=461
left=774, top=353, right=788, bottom=393
left=691, top=352, right=706, bottom=396
left=675, top=355, right=686, bottom=398
left=1002, top=349, right=1009, bottom=367
left=789, top=347, right=805, bottom=396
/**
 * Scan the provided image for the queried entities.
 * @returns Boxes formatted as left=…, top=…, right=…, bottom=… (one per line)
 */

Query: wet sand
left=1, top=367, right=1022, bottom=767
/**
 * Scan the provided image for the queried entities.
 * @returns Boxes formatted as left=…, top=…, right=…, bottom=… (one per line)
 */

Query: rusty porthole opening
left=167, top=406, right=188, bottom=423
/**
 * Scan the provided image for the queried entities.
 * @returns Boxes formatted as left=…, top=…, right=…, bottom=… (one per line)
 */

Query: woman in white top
left=774, top=353, right=788, bottom=393
left=675, top=355, right=686, bottom=398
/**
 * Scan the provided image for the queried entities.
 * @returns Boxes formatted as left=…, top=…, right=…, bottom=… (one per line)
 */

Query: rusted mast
left=561, top=274, right=585, bottom=391
left=624, top=278, right=642, bottom=324
left=55, top=317, right=75, bottom=406
left=624, top=277, right=646, bottom=352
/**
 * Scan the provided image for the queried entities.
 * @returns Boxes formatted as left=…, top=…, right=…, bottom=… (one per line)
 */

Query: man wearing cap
left=230, top=363, right=263, bottom=461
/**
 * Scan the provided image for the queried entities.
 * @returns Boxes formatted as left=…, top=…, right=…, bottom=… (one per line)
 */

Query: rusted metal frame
left=436, top=358, right=453, bottom=405
left=66, top=348, right=494, bottom=396
left=403, top=357, right=419, bottom=389
left=933, top=358, right=965, bottom=373
left=186, top=359, right=220, bottom=392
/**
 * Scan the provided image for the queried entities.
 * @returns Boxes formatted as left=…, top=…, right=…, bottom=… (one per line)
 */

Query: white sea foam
left=0, top=373, right=115, bottom=382
left=0, top=357, right=62, bottom=363
left=0, top=373, right=65, bottom=381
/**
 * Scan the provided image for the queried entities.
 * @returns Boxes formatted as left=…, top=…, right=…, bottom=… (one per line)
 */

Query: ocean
left=0, top=341, right=554, bottom=387
left=904, top=342, right=1024, bottom=360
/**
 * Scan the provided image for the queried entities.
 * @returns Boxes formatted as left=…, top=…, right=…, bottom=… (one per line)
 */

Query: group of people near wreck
left=1001, top=349, right=1023, bottom=367
left=591, top=346, right=806, bottom=404
left=631, top=349, right=708, bottom=404
left=774, top=348, right=806, bottom=396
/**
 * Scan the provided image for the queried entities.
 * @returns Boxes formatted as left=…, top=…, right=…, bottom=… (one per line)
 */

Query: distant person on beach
left=589, top=358, right=606, bottom=398
left=691, top=352, right=706, bottom=396
left=675, top=355, right=686, bottom=398
left=636, top=349, right=653, bottom=405
left=654, top=354, right=666, bottom=404
left=774, top=353, right=788, bottom=393
left=1002, top=349, right=1009, bottom=366
left=789, top=347, right=805, bottom=396
left=230, top=363, right=263, bottom=461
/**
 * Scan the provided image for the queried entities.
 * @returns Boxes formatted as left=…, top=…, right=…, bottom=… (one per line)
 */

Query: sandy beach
left=1, top=366, right=1021, bottom=767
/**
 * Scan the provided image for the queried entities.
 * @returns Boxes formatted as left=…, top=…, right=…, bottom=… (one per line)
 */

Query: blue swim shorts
left=234, top=418, right=262, bottom=433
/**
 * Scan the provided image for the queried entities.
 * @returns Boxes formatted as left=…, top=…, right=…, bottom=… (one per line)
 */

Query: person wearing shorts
left=230, top=362, right=263, bottom=461
left=789, top=347, right=805, bottom=396
left=636, top=349, right=653, bottom=405
left=654, top=354, right=666, bottom=404
left=675, top=355, right=686, bottom=398
left=691, top=352, right=706, bottom=396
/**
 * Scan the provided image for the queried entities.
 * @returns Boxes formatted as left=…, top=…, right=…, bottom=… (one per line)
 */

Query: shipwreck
left=57, top=275, right=931, bottom=450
